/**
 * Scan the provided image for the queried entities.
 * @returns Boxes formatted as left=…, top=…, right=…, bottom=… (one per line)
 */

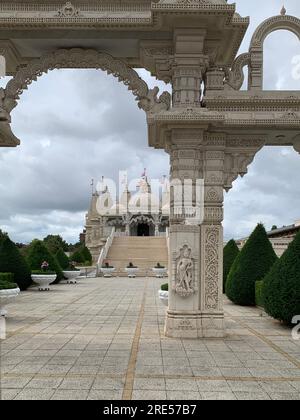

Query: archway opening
left=224, top=146, right=300, bottom=246
left=263, top=30, right=300, bottom=90
left=137, top=223, right=150, bottom=237
left=0, top=67, right=169, bottom=246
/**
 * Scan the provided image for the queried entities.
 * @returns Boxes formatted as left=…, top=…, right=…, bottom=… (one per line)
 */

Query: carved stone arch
left=249, top=15, right=300, bottom=91
left=2, top=48, right=171, bottom=115
left=250, top=15, right=300, bottom=48
left=0, top=48, right=171, bottom=147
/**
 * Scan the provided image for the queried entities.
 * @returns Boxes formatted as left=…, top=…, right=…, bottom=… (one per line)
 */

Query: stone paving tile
left=132, top=390, right=167, bottom=400
left=220, top=367, right=253, bottom=378
left=200, top=391, right=237, bottom=400
left=87, top=390, right=123, bottom=400
left=51, top=390, right=89, bottom=400
left=164, top=365, right=194, bottom=377
left=259, top=381, right=298, bottom=394
left=92, top=377, right=125, bottom=390
left=191, top=367, right=223, bottom=377
left=0, top=389, right=21, bottom=400
left=1, top=376, right=33, bottom=389
left=58, top=375, right=96, bottom=390
left=167, top=391, right=202, bottom=400
left=234, top=391, right=271, bottom=400
left=133, top=378, right=166, bottom=391
left=9, top=363, right=46, bottom=374
left=166, top=379, right=198, bottom=391
left=270, top=393, right=300, bottom=400
left=196, top=380, right=231, bottom=392
left=14, top=388, right=55, bottom=400
left=135, top=365, right=164, bottom=376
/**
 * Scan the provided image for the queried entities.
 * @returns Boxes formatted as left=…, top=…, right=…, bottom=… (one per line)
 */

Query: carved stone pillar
left=248, top=47, right=263, bottom=91
left=164, top=129, right=225, bottom=338
left=172, top=30, right=208, bottom=108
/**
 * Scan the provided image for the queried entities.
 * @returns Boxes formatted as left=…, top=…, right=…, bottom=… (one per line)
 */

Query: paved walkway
left=1, top=277, right=299, bottom=400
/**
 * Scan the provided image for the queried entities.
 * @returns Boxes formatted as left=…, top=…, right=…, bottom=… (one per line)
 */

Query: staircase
left=105, top=236, right=168, bottom=277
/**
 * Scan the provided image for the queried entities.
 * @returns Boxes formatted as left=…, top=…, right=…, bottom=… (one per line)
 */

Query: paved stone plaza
left=0, top=277, right=299, bottom=401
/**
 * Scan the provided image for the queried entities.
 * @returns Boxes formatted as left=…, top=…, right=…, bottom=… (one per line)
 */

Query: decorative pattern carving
left=175, top=245, right=195, bottom=297
left=250, top=15, right=300, bottom=48
left=3, top=48, right=171, bottom=115
left=225, top=53, right=250, bottom=91
left=56, top=2, right=81, bottom=17
left=204, top=227, right=220, bottom=310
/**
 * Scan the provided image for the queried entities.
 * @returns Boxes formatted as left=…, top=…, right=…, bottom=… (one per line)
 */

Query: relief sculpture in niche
left=175, top=245, right=195, bottom=297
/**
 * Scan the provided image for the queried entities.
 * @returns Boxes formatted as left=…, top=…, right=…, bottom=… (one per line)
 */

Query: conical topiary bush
left=55, top=248, right=70, bottom=270
left=69, top=248, right=85, bottom=264
left=262, top=231, right=300, bottom=324
left=0, top=231, right=32, bottom=291
left=81, top=246, right=92, bottom=264
left=26, top=239, right=63, bottom=283
left=226, top=224, right=277, bottom=306
left=223, top=239, right=240, bottom=293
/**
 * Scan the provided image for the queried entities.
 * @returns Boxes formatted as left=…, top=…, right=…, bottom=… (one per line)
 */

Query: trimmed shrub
left=0, top=232, right=32, bottom=291
left=70, top=248, right=85, bottom=264
left=226, top=224, right=277, bottom=306
left=255, top=280, right=264, bottom=308
left=81, top=246, right=92, bottom=264
left=26, top=240, right=63, bottom=283
left=223, top=239, right=240, bottom=293
left=55, top=248, right=70, bottom=270
left=262, top=232, right=300, bottom=324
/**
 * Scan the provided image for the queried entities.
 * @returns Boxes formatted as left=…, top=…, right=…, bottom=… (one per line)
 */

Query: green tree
left=262, top=232, right=300, bottom=324
left=223, top=240, right=239, bottom=293
left=55, top=248, right=70, bottom=270
left=43, top=235, right=68, bottom=254
left=26, top=239, right=63, bottom=283
left=226, top=224, right=277, bottom=306
left=0, top=231, right=32, bottom=290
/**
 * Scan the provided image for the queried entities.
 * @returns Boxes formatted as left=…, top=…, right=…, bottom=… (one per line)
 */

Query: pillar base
left=164, top=310, right=225, bottom=339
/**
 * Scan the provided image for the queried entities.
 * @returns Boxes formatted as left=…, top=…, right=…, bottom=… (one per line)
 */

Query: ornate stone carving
left=225, top=53, right=250, bottom=91
left=174, top=245, right=195, bottom=297
left=56, top=2, right=81, bottom=18
left=204, top=227, right=220, bottom=311
left=0, top=88, right=19, bottom=147
left=2, top=48, right=171, bottom=116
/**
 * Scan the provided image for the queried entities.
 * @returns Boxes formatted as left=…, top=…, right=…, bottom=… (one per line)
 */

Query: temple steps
left=105, top=236, right=168, bottom=277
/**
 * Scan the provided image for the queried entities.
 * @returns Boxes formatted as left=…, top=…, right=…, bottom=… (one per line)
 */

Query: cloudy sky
left=0, top=0, right=299, bottom=244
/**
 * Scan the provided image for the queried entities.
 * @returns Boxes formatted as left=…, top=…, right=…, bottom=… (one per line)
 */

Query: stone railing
left=96, top=227, right=115, bottom=276
left=114, top=231, right=129, bottom=237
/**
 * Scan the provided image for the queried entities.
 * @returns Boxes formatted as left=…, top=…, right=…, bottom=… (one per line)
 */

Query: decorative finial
left=280, top=5, right=286, bottom=16
left=90, top=178, right=94, bottom=195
